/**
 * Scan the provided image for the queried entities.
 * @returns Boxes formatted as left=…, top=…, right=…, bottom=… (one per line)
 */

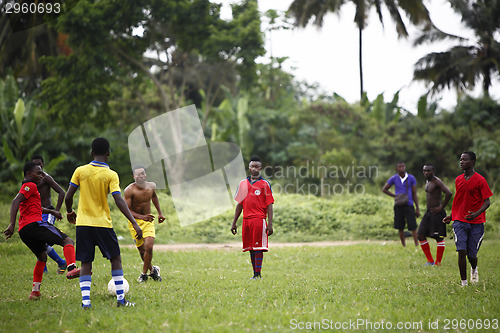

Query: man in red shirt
left=443, top=152, right=493, bottom=286
left=4, top=162, right=80, bottom=300
left=231, top=156, right=274, bottom=279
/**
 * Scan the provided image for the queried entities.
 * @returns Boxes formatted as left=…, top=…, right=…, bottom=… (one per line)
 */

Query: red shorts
left=242, top=218, right=268, bottom=252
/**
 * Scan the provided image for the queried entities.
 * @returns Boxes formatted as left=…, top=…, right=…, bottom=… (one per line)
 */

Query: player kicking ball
left=231, top=156, right=274, bottom=279
left=4, top=162, right=80, bottom=300
left=124, top=166, right=165, bottom=283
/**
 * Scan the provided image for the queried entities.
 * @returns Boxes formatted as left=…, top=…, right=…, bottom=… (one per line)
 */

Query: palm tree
left=287, top=0, right=433, bottom=100
left=413, top=0, right=500, bottom=97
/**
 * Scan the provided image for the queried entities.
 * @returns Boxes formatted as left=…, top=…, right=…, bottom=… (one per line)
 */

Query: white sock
left=32, top=282, right=41, bottom=292
left=79, top=275, right=92, bottom=306
left=112, top=269, right=125, bottom=302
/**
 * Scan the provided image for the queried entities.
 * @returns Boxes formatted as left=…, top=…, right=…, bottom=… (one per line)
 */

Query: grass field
left=0, top=239, right=499, bottom=332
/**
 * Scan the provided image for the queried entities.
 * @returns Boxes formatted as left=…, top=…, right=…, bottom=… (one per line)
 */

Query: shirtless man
left=417, top=164, right=453, bottom=266
left=32, top=154, right=68, bottom=273
left=124, top=166, right=165, bottom=283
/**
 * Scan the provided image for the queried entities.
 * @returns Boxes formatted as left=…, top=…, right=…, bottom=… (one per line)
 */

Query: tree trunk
left=359, top=27, right=364, bottom=100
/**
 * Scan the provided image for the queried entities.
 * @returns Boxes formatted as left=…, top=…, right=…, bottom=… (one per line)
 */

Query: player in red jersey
left=443, top=152, right=493, bottom=286
left=231, top=156, right=274, bottom=279
left=4, top=162, right=80, bottom=300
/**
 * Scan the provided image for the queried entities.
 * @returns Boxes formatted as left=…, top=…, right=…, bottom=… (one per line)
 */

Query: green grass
left=0, top=239, right=499, bottom=332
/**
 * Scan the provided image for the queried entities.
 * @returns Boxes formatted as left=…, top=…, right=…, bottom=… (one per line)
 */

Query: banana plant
left=2, top=98, right=42, bottom=182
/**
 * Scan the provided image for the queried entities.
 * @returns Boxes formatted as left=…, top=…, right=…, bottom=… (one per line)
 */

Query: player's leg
left=110, top=255, right=134, bottom=307
left=253, top=251, right=264, bottom=278
left=79, top=262, right=93, bottom=309
left=31, top=251, right=48, bottom=300
left=467, top=223, right=484, bottom=283
left=19, top=224, right=48, bottom=300
left=242, top=219, right=254, bottom=277
left=139, top=237, right=155, bottom=280
left=100, top=228, right=134, bottom=307
left=129, top=219, right=154, bottom=282
left=453, top=221, right=469, bottom=286
left=46, top=245, right=67, bottom=273
left=398, top=230, right=406, bottom=247
left=418, top=213, right=434, bottom=264
left=405, top=206, right=419, bottom=246
left=250, top=219, right=268, bottom=279
left=42, top=212, right=67, bottom=272
left=250, top=251, right=256, bottom=272
left=394, top=206, right=406, bottom=246
left=458, top=250, right=467, bottom=284
left=435, top=237, right=446, bottom=266
left=143, top=237, right=162, bottom=282
left=43, top=224, right=80, bottom=278
left=76, top=226, right=97, bottom=308
left=135, top=240, right=148, bottom=283
left=434, top=211, right=447, bottom=266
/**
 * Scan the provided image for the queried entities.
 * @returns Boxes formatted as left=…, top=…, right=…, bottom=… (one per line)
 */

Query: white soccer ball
left=107, top=278, right=129, bottom=295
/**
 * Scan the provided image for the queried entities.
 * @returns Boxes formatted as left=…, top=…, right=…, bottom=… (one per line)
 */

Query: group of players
left=4, top=138, right=274, bottom=308
left=4, top=138, right=166, bottom=307
left=383, top=152, right=493, bottom=287
left=3, top=139, right=492, bottom=308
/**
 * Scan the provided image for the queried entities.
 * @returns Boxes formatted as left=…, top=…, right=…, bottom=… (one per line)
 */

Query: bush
left=1, top=192, right=498, bottom=246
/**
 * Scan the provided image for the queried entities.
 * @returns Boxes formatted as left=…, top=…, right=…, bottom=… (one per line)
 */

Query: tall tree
left=41, top=0, right=264, bottom=126
left=287, top=0, right=433, bottom=100
left=413, top=0, right=500, bottom=97
left=0, top=1, right=77, bottom=94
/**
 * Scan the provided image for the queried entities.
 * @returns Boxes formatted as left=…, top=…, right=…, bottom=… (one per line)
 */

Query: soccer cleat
left=66, top=267, right=81, bottom=280
left=117, top=299, right=135, bottom=307
left=434, top=262, right=442, bottom=266
left=58, top=265, right=67, bottom=274
left=424, top=262, right=435, bottom=266
left=461, top=280, right=468, bottom=287
left=250, top=272, right=261, bottom=280
left=471, top=269, right=479, bottom=283
left=137, top=273, right=148, bottom=283
left=29, top=291, right=41, bottom=300
left=82, top=303, right=92, bottom=310
left=149, top=266, right=162, bottom=282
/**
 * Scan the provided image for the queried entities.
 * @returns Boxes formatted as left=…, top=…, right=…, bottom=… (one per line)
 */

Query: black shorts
left=19, top=221, right=69, bottom=257
left=394, top=205, right=417, bottom=230
left=418, top=210, right=447, bottom=239
left=76, top=226, right=120, bottom=262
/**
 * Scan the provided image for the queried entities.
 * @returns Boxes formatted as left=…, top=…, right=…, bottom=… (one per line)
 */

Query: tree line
left=0, top=0, right=499, bottom=198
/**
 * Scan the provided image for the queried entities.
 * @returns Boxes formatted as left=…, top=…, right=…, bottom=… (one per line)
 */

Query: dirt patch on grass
left=122, top=240, right=381, bottom=252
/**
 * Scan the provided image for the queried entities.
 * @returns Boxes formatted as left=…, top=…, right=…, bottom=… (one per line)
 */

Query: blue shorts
left=76, top=226, right=120, bottom=262
left=42, top=205, right=56, bottom=225
left=452, top=221, right=484, bottom=258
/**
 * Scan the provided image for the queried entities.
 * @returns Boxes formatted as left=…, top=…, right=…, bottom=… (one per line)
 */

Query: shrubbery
left=1, top=192, right=498, bottom=245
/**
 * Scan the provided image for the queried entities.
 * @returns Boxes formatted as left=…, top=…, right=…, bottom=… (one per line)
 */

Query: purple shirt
left=387, top=173, right=417, bottom=206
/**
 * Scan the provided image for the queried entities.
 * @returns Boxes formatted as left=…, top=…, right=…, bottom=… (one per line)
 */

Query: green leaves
left=0, top=76, right=43, bottom=182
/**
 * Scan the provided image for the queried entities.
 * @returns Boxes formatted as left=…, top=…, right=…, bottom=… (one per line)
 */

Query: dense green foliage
left=1, top=0, right=499, bottom=199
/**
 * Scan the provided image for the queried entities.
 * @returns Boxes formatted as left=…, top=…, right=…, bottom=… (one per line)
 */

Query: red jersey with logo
left=18, top=181, right=43, bottom=231
left=234, top=177, right=274, bottom=219
left=452, top=172, right=493, bottom=224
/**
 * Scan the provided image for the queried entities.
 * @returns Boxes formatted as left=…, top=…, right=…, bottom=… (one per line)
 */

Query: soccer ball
left=107, top=278, right=129, bottom=295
